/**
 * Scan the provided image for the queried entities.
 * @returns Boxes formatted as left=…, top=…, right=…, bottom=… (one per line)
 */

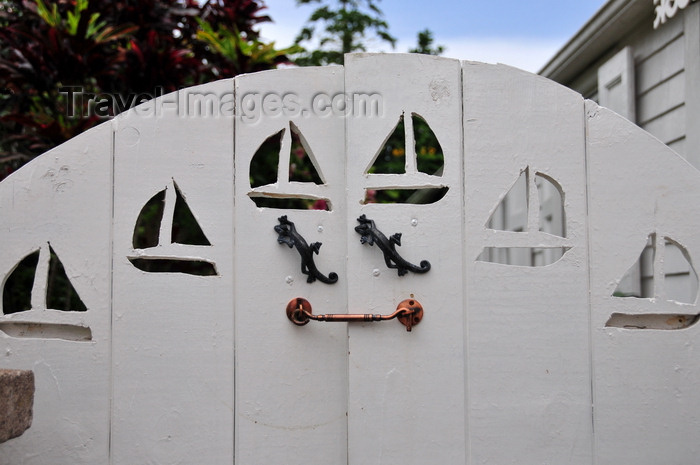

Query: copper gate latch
left=285, top=297, right=424, bottom=332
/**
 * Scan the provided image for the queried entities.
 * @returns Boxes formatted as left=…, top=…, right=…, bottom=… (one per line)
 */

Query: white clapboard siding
left=640, top=103, right=686, bottom=145
left=684, top=4, right=700, bottom=167
left=1, top=54, right=700, bottom=465
left=632, top=7, right=684, bottom=67
left=636, top=22, right=686, bottom=149
left=637, top=70, right=685, bottom=124
left=636, top=30, right=685, bottom=95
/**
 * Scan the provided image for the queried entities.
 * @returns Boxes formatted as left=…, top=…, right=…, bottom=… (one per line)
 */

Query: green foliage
left=36, top=0, right=107, bottom=38
left=248, top=126, right=324, bottom=210
left=196, top=18, right=302, bottom=71
left=409, top=28, right=445, bottom=56
left=293, top=0, right=396, bottom=66
left=0, top=0, right=294, bottom=179
left=367, top=114, right=445, bottom=204
left=369, top=114, right=444, bottom=177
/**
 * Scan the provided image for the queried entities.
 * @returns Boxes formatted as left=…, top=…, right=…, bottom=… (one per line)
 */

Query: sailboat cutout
left=607, top=233, right=700, bottom=330
left=248, top=121, right=330, bottom=210
left=0, top=243, right=91, bottom=341
left=363, top=112, right=448, bottom=204
left=478, top=167, right=570, bottom=267
left=129, top=180, right=218, bottom=276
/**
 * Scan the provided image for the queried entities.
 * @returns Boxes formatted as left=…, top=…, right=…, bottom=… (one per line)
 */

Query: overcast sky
left=258, top=0, right=610, bottom=73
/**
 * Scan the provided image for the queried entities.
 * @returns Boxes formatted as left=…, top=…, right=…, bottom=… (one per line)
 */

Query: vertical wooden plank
left=344, top=53, right=466, bottom=465
left=233, top=67, right=348, bottom=465
left=586, top=101, right=700, bottom=464
left=463, top=62, right=593, bottom=464
left=111, top=80, right=234, bottom=463
left=0, top=123, right=112, bottom=464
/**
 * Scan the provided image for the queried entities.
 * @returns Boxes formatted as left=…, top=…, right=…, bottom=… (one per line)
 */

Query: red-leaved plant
left=0, top=0, right=298, bottom=178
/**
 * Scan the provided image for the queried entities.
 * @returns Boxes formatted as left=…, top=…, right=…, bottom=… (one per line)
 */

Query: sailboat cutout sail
left=3, top=250, right=39, bottom=314
left=248, top=121, right=330, bottom=210
left=607, top=233, right=699, bottom=330
left=478, top=167, right=570, bottom=266
left=0, top=244, right=91, bottom=341
left=129, top=180, right=217, bottom=276
left=364, top=112, right=448, bottom=204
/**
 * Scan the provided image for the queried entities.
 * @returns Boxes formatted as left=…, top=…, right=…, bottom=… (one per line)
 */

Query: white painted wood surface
left=233, top=66, right=348, bottom=465
left=0, top=123, right=112, bottom=464
left=587, top=102, right=700, bottom=464
left=345, top=53, right=466, bottom=465
left=111, top=80, right=235, bottom=464
left=1, top=54, right=699, bottom=464
left=464, top=63, right=593, bottom=464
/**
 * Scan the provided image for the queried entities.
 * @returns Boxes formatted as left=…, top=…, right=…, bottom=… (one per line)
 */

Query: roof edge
left=539, top=0, right=649, bottom=82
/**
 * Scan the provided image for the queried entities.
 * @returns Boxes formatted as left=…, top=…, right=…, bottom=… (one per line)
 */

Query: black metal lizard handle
left=275, top=216, right=338, bottom=284
left=354, top=214, right=431, bottom=276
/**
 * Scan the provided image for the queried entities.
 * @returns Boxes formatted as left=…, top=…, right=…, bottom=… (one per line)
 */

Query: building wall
left=562, top=2, right=699, bottom=166
left=634, top=9, right=687, bottom=154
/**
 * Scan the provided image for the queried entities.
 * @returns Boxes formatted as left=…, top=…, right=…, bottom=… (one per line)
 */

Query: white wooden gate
left=1, top=54, right=700, bottom=464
